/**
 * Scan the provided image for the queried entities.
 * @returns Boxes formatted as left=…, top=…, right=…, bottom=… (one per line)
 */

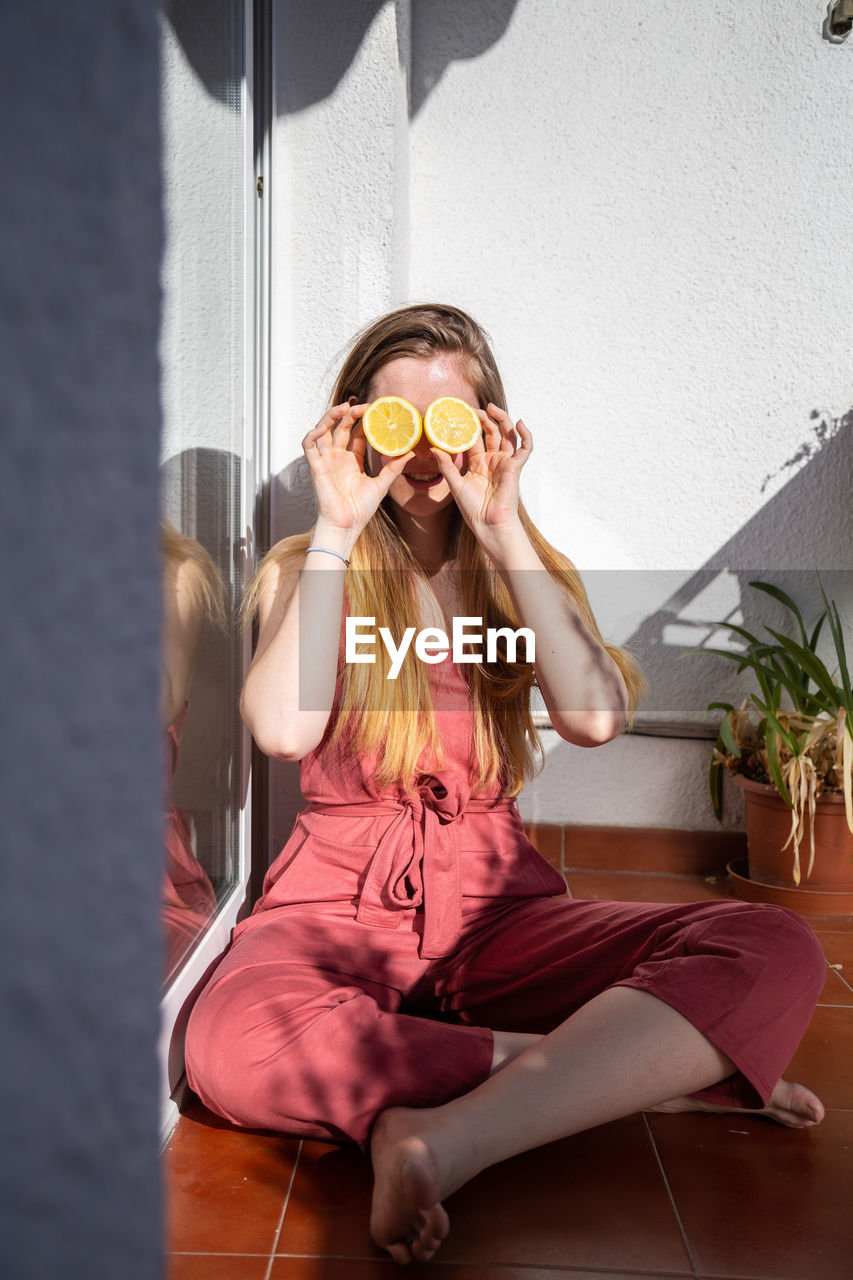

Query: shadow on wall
left=275, top=0, right=385, bottom=114
left=527, top=404, right=845, bottom=834
left=623, top=405, right=853, bottom=722
left=409, top=0, right=519, bottom=115
left=163, top=0, right=244, bottom=107
left=535, top=406, right=852, bottom=830
left=271, top=0, right=519, bottom=116
left=166, top=0, right=521, bottom=123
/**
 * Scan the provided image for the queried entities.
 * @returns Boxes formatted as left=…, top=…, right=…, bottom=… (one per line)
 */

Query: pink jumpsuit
left=185, top=658, right=825, bottom=1148
left=162, top=712, right=217, bottom=978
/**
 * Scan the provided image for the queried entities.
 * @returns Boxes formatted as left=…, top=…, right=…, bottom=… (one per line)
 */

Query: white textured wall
left=269, top=0, right=853, bottom=838
left=159, top=6, right=246, bottom=468
left=517, top=730, right=743, bottom=831
left=270, top=0, right=410, bottom=480
left=410, top=0, right=852, bottom=568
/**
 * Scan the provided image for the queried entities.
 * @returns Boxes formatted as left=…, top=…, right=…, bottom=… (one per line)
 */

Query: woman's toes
left=766, top=1079, right=824, bottom=1126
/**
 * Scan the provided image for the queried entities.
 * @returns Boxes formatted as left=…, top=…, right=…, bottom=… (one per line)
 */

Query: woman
left=160, top=522, right=223, bottom=980
left=185, top=304, right=825, bottom=1266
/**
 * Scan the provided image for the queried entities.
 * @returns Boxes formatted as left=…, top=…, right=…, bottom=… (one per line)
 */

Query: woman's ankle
left=490, top=1030, right=543, bottom=1074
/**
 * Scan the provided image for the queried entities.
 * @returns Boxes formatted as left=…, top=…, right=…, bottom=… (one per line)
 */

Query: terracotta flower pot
left=734, top=773, right=853, bottom=891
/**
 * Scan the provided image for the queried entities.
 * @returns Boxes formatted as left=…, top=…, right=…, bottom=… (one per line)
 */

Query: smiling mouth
left=404, top=472, right=442, bottom=484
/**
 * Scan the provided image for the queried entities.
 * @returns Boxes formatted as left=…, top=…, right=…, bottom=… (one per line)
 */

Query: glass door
left=157, top=0, right=260, bottom=1140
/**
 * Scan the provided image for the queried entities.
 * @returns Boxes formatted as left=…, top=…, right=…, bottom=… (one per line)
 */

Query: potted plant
left=699, top=577, right=852, bottom=905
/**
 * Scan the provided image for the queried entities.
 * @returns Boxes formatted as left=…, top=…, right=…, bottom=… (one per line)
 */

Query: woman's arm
left=486, top=522, right=628, bottom=746
left=239, top=520, right=355, bottom=761
left=429, top=404, right=628, bottom=747
left=240, top=403, right=414, bottom=760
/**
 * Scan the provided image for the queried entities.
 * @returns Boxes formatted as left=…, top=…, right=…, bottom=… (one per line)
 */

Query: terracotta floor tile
left=163, top=879, right=851, bottom=1278
left=648, top=1109, right=853, bottom=1279
left=168, top=1255, right=270, bottom=1280
left=817, top=962, right=853, bottom=1006
left=788, top=911, right=853, bottom=933
left=271, top=1261, right=398, bottom=1280
left=563, top=826, right=742, bottom=877
left=447, top=1118, right=692, bottom=1272
left=813, top=931, right=853, bottom=1004
left=165, top=1097, right=300, bottom=1255
left=565, top=870, right=736, bottom=905
left=277, top=1119, right=692, bottom=1273
left=270, top=1260, right=687, bottom=1279
left=275, top=1141, right=379, bottom=1260
left=785, top=1004, right=853, bottom=1110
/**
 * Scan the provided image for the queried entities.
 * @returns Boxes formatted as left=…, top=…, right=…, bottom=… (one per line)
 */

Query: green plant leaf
left=692, top=636, right=824, bottom=713
left=753, top=665, right=785, bottom=714
left=716, top=710, right=742, bottom=759
left=763, top=628, right=840, bottom=706
left=712, top=621, right=767, bottom=649
left=750, top=695, right=802, bottom=756
left=808, top=610, right=827, bottom=653
left=817, top=575, right=852, bottom=709
left=831, top=600, right=852, bottom=708
left=696, top=646, right=789, bottom=683
left=748, top=580, right=809, bottom=647
left=679, top=646, right=746, bottom=666
left=764, top=719, right=794, bottom=809
left=764, top=651, right=808, bottom=703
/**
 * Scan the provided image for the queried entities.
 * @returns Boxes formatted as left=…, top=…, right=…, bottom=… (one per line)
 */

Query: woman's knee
left=754, top=904, right=824, bottom=994
left=183, top=971, right=371, bottom=1130
left=713, top=902, right=825, bottom=1003
left=184, top=983, right=255, bottom=1122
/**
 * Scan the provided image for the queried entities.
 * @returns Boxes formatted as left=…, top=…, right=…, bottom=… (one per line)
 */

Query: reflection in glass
left=161, top=522, right=224, bottom=979
left=159, top=0, right=247, bottom=987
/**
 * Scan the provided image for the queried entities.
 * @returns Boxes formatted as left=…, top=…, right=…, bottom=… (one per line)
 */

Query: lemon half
left=423, top=397, right=482, bottom=453
left=362, top=396, right=422, bottom=457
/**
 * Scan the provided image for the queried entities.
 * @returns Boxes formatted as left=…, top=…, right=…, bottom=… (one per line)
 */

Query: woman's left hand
left=430, top=403, right=530, bottom=545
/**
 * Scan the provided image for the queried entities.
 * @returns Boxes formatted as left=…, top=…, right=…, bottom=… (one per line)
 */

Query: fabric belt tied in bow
left=307, top=783, right=514, bottom=959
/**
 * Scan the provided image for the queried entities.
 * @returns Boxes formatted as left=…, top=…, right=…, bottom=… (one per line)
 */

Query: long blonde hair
left=249, top=304, right=645, bottom=793
left=161, top=520, right=228, bottom=630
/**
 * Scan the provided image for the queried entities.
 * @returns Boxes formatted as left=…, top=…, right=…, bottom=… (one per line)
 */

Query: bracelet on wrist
left=305, top=545, right=350, bottom=568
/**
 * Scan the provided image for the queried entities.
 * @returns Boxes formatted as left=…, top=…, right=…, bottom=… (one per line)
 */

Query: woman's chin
left=389, top=483, right=454, bottom=516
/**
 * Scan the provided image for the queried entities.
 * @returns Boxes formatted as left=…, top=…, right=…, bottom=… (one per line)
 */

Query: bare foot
left=650, top=1077, right=824, bottom=1129
left=369, top=1108, right=451, bottom=1265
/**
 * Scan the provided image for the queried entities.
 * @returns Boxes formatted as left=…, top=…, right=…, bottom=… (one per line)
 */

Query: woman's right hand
left=302, top=402, right=413, bottom=542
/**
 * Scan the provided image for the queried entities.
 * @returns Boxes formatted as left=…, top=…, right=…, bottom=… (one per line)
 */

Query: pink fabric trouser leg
left=184, top=895, right=825, bottom=1148
left=184, top=910, right=495, bottom=1147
